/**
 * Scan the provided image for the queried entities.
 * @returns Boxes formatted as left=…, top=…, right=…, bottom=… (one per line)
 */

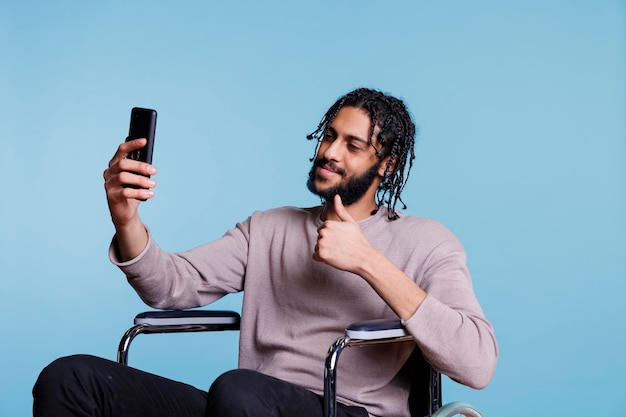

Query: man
left=33, top=88, right=497, bottom=417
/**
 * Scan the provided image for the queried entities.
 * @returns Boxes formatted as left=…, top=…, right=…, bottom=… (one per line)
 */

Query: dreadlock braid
left=307, top=88, right=417, bottom=220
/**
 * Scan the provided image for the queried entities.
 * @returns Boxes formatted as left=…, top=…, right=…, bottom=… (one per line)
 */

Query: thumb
left=334, top=194, right=356, bottom=223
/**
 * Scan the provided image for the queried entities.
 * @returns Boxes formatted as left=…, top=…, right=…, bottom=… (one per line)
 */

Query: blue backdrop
left=1, top=2, right=624, bottom=416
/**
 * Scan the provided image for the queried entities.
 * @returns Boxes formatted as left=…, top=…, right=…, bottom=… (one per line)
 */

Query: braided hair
left=307, top=88, right=417, bottom=220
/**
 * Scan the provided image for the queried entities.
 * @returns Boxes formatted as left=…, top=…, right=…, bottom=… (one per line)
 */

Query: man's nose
left=322, top=139, right=342, bottom=162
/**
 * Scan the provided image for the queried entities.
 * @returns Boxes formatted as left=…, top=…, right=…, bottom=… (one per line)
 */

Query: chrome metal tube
left=323, top=336, right=350, bottom=417
left=323, top=333, right=416, bottom=417
left=117, top=324, right=150, bottom=365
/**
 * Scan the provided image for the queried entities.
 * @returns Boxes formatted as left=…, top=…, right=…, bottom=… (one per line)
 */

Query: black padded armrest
left=118, top=310, right=241, bottom=365
left=345, top=318, right=409, bottom=340
left=134, top=310, right=240, bottom=326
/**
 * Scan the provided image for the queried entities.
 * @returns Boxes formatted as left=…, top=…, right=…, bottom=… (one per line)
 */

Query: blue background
left=1, top=1, right=624, bottom=416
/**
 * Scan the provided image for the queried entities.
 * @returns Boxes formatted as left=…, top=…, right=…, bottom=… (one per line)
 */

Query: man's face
left=307, top=106, right=384, bottom=206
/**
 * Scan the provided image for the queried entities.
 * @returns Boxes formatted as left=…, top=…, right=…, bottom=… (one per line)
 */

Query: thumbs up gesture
left=313, top=194, right=373, bottom=273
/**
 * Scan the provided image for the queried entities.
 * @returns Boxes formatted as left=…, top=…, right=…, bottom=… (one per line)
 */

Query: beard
left=306, top=158, right=380, bottom=206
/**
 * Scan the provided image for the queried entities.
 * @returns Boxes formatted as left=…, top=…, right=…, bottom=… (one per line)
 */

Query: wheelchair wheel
left=431, top=401, right=483, bottom=417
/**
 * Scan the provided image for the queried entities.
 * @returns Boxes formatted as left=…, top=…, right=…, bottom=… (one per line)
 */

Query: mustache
left=313, top=158, right=346, bottom=177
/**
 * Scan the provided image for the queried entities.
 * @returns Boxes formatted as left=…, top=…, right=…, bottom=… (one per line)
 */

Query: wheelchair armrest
left=117, top=310, right=240, bottom=365
left=134, top=310, right=241, bottom=327
left=345, top=318, right=409, bottom=340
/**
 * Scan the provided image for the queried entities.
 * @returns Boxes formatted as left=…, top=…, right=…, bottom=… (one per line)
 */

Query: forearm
left=113, top=216, right=149, bottom=262
left=355, top=248, right=427, bottom=321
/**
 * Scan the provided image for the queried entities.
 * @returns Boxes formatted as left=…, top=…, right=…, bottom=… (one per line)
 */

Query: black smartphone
left=126, top=107, right=157, bottom=165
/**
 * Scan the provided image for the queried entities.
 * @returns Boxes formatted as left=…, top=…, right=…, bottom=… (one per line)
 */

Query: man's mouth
left=316, top=159, right=345, bottom=177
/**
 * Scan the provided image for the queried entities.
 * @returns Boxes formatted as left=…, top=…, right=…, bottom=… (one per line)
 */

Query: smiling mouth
left=316, top=160, right=346, bottom=177
left=320, top=165, right=339, bottom=175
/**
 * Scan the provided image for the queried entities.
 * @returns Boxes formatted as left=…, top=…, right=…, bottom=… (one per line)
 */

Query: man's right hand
left=103, top=138, right=157, bottom=261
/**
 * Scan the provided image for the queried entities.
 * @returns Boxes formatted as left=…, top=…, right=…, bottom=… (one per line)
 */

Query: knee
left=208, top=369, right=258, bottom=400
left=33, top=355, right=101, bottom=398
left=35, top=355, right=88, bottom=388
left=206, top=369, right=268, bottom=413
left=33, top=354, right=101, bottom=416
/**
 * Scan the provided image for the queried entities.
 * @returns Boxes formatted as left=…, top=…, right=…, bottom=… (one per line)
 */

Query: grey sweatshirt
left=111, top=206, right=498, bottom=417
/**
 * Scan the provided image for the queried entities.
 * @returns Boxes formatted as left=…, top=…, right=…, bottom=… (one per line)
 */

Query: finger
left=123, top=137, right=147, bottom=149
left=118, top=138, right=146, bottom=157
left=111, top=138, right=148, bottom=164
left=312, top=244, right=322, bottom=263
left=118, top=170, right=157, bottom=189
left=116, top=157, right=157, bottom=177
left=123, top=187, right=155, bottom=201
left=111, top=178, right=155, bottom=202
left=333, top=194, right=356, bottom=223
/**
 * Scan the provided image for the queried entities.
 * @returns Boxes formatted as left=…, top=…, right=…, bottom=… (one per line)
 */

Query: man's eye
left=348, top=143, right=362, bottom=151
left=322, top=133, right=335, bottom=142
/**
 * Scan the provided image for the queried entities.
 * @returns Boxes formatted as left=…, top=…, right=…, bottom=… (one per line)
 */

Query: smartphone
left=126, top=107, right=157, bottom=165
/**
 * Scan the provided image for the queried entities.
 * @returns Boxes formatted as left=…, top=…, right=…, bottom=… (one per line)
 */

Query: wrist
left=354, top=246, right=384, bottom=280
left=114, top=218, right=149, bottom=262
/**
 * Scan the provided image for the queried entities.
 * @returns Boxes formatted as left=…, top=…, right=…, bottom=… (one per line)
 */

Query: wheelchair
left=117, top=310, right=483, bottom=417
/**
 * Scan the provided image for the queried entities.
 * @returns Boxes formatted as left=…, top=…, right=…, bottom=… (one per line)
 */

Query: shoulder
left=372, top=209, right=464, bottom=251
left=381, top=209, right=456, bottom=235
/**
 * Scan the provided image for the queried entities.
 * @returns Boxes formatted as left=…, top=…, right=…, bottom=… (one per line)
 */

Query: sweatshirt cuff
left=108, top=228, right=154, bottom=268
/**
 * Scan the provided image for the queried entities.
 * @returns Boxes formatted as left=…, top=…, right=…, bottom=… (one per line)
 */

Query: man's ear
left=378, top=154, right=397, bottom=177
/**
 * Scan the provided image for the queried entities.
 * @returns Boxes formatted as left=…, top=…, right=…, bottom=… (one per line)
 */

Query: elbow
left=463, top=320, right=499, bottom=389
left=140, top=295, right=171, bottom=310
left=465, top=366, right=495, bottom=390
left=455, top=341, right=498, bottom=390
left=135, top=287, right=179, bottom=310
left=451, top=359, right=497, bottom=390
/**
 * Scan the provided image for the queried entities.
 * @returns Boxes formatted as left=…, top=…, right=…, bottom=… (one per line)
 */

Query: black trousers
left=32, top=355, right=368, bottom=417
